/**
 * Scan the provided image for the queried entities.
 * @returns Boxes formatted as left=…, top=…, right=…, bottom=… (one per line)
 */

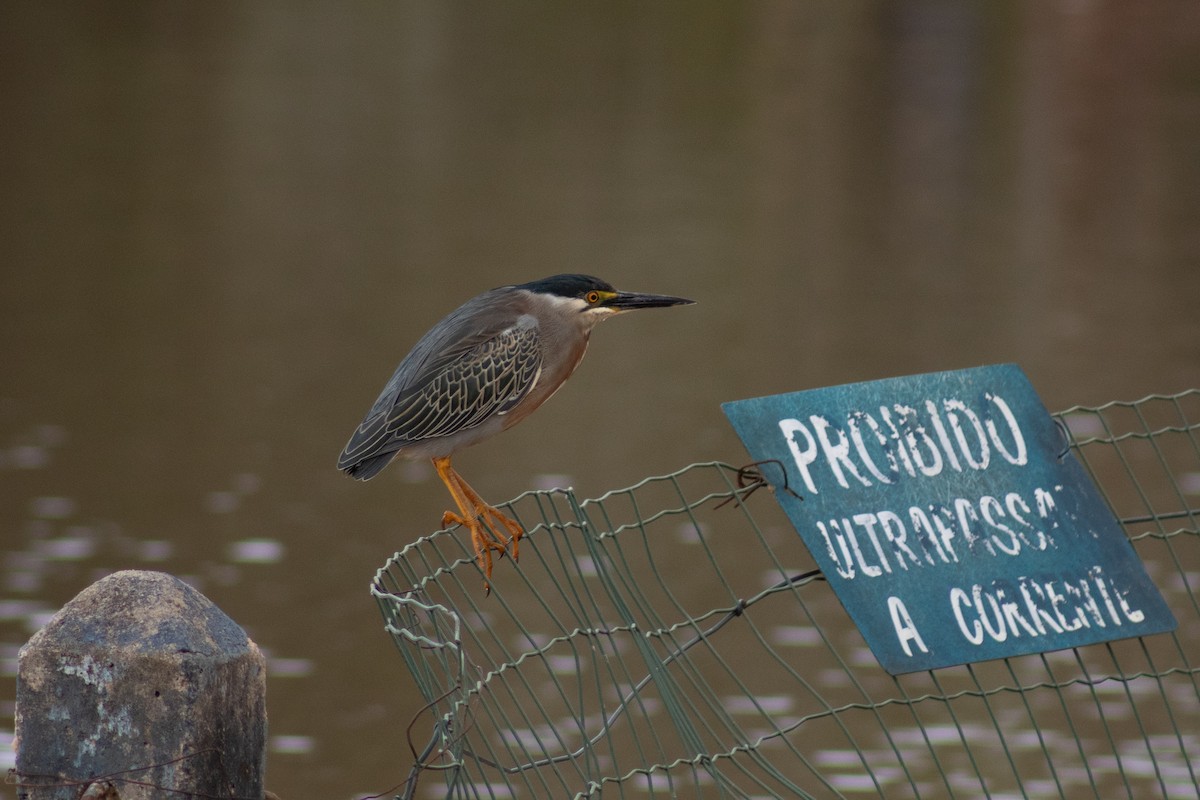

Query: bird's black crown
left=512, top=274, right=614, bottom=299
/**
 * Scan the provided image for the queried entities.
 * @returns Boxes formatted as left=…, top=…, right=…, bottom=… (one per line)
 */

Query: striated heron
left=338, top=274, right=693, bottom=590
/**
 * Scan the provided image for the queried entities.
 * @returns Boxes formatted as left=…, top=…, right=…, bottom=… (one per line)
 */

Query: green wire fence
left=372, top=390, right=1200, bottom=799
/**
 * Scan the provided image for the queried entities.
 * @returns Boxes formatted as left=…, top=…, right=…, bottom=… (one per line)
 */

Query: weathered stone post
left=14, top=570, right=267, bottom=799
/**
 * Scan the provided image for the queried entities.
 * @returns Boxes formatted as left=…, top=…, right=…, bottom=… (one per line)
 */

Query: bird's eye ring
left=585, top=291, right=601, bottom=304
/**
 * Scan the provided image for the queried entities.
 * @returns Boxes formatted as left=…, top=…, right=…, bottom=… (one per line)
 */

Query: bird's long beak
left=607, top=291, right=695, bottom=310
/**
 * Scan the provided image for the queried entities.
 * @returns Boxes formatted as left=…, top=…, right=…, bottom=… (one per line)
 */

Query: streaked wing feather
left=338, top=319, right=542, bottom=470
left=393, top=323, right=541, bottom=440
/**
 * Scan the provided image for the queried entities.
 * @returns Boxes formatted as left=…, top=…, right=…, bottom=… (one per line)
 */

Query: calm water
left=2, top=3, right=1198, bottom=799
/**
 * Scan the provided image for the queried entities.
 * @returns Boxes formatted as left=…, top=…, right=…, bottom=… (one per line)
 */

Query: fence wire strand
left=372, top=390, right=1200, bottom=799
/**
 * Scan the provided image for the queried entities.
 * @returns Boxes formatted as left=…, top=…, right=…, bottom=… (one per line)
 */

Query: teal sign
left=722, top=364, right=1176, bottom=674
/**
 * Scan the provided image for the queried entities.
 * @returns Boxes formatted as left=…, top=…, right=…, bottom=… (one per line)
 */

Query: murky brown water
left=2, top=3, right=1198, bottom=799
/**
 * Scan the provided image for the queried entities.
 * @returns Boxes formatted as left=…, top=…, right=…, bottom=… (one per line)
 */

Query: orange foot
left=433, top=455, right=524, bottom=593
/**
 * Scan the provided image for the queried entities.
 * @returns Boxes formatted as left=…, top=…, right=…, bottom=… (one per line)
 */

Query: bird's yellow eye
left=585, top=291, right=602, bottom=305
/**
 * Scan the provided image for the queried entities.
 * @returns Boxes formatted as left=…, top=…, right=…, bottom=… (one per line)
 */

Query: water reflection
left=270, top=735, right=317, bottom=756
left=266, top=656, right=315, bottom=678
left=135, top=539, right=173, bottom=561
left=2, top=2, right=1198, bottom=799
left=228, top=538, right=286, bottom=564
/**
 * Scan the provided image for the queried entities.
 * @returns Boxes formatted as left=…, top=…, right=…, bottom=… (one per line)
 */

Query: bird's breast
left=499, top=333, right=590, bottom=431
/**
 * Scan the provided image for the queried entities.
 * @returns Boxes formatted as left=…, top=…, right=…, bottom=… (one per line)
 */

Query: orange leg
left=433, top=455, right=524, bottom=591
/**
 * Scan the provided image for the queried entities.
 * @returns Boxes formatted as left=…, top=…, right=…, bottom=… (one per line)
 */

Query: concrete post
left=14, top=570, right=267, bottom=799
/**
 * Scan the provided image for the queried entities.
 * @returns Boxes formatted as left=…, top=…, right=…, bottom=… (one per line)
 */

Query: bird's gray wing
left=387, top=320, right=543, bottom=440
left=338, top=315, right=542, bottom=471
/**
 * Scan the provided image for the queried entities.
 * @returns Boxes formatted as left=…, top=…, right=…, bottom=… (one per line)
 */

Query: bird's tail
left=340, top=451, right=395, bottom=481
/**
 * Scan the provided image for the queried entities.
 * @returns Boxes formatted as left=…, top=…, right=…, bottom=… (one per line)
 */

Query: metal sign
left=722, top=364, right=1176, bottom=674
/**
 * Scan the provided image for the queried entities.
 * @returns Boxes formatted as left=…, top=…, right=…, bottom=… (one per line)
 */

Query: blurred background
left=1, top=2, right=1197, bottom=798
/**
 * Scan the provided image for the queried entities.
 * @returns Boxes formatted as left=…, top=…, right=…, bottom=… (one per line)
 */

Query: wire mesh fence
left=372, top=390, right=1200, bottom=799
